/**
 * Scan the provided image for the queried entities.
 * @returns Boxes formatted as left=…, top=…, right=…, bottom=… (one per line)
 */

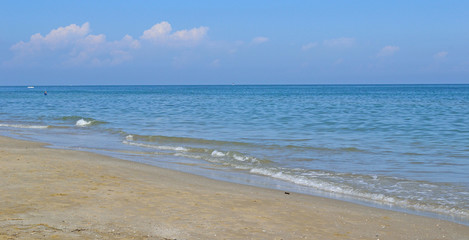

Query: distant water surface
left=1, top=85, right=468, bottom=224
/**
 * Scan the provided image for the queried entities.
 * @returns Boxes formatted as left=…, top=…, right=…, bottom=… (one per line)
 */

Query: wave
left=211, top=150, right=226, bottom=157
left=127, top=134, right=257, bottom=147
left=122, top=138, right=266, bottom=167
left=0, top=123, right=49, bottom=129
left=74, top=118, right=107, bottom=127
left=124, top=133, right=369, bottom=154
left=123, top=140, right=189, bottom=152
left=76, top=119, right=92, bottom=127
left=249, top=167, right=469, bottom=220
left=58, top=116, right=108, bottom=127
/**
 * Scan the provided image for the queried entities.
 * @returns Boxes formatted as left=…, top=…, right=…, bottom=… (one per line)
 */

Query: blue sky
left=1, top=0, right=468, bottom=85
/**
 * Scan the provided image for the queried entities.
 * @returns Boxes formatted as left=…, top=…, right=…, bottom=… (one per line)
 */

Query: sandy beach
left=0, top=136, right=468, bottom=239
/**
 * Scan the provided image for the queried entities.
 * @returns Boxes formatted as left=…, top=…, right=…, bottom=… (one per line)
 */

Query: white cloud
left=251, top=37, right=269, bottom=45
left=434, top=51, right=448, bottom=60
left=11, top=22, right=91, bottom=54
left=7, top=21, right=210, bottom=67
left=8, top=22, right=140, bottom=67
left=301, top=42, right=317, bottom=51
left=377, top=46, right=400, bottom=57
left=67, top=34, right=140, bottom=66
left=172, top=27, right=209, bottom=41
left=323, top=37, right=355, bottom=47
left=141, top=21, right=172, bottom=41
left=140, top=21, right=209, bottom=46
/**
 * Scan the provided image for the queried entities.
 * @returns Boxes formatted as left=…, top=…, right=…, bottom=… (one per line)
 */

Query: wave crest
left=73, top=118, right=107, bottom=127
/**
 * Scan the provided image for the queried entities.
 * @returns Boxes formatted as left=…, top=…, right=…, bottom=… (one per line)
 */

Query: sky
left=1, top=0, right=469, bottom=85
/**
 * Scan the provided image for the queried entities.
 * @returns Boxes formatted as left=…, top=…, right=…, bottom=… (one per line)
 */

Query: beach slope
left=1, top=136, right=468, bottom=239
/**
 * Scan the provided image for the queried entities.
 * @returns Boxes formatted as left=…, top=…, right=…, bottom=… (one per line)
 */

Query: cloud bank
left=7, top=21, right=209, bottom=67
left=9, top=22, right=141, bottom=66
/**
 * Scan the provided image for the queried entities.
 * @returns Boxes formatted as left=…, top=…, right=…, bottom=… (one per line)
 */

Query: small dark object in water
left=284, top=192, right=290, bottom=195
left=44, top=91, right=48, bottom=96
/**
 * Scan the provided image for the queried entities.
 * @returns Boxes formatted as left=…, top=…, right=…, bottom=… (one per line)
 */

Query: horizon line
left=2, top=83, right=469, bottom=87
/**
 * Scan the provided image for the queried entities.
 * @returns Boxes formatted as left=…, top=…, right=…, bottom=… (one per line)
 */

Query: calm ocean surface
left=1, top=85, right=468, bottom=224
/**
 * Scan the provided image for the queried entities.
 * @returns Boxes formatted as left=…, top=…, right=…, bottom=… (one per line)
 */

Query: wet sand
left=1, top=136, right=468, bottom=239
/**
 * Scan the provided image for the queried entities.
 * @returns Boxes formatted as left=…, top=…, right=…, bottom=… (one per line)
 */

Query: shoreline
left=5, top=130, right=468, bottom=226
left=1, top=135, right=468, bottom=239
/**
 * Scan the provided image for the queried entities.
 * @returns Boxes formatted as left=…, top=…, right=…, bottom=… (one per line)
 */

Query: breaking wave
left=249, top=167, right=469, bottom=220
left=57, top=116, right=107, bottom=127
left=74, top=118, right=106, bottom=127
left=122, top=137, right=265, bottom=167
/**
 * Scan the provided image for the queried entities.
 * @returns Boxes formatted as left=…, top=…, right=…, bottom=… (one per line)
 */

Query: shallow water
left=1, top=85, right=468, bottom=224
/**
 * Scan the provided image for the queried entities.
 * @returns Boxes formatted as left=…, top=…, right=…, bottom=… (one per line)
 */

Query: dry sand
left=1, top=136, right=468, bottom=239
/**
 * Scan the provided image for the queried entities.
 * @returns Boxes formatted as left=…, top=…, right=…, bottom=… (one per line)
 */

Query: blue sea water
left=1, top=85, right=468, bottom=224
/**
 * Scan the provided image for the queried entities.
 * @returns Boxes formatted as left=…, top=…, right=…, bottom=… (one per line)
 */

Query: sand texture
left=1, top=136, right=468, bottom=239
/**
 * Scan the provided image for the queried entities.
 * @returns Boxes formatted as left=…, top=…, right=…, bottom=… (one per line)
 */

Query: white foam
left=232, top=153, right=259, bottom=163
left=250, top=168, right=341, bottom=192
left=123, top=141, right=188, bottom=152
left=125, top=135, right=134, bottom=141
left=250, top=168, right=398, bottom=203
left=249, top=167, right=469, bottom=219
left=211, top=150, right=226, bottom=157
left=174, top=153, right=203, bottom=159
left=0, top=123, right=49, bottom=129
left=75, top=119, right=92, bottom=127
left=164, top=146, right=188, bottom=151
left=233, top=154, right=247, bottom=161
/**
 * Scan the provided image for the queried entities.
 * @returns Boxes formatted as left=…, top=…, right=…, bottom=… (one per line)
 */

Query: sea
left=1, top=85, right=468, bottom=225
